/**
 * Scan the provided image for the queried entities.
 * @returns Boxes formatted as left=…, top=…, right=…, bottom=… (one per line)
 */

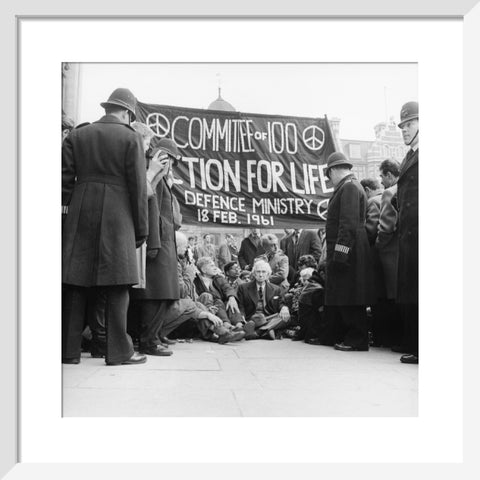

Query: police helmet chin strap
left=406, top=127, right=419, bottom=146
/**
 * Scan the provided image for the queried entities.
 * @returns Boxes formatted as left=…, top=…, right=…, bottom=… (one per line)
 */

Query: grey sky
left=77, top=63, right=417, bottom=141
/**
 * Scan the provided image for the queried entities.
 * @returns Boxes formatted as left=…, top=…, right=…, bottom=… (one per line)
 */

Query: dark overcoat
left=131, top=176, right=180, bottom=300
left=324, top=174, right=374, bottom=306
left=62, top=115, right=148, bottom=286
left=236, top=280, right=284, bottom=321
left=396, top=148, right=418, bottom=304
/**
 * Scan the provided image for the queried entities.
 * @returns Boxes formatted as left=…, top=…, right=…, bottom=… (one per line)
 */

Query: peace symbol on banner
left=302, top=125, right=325, bottom=151
left=146, top=113, right=170, bottom=137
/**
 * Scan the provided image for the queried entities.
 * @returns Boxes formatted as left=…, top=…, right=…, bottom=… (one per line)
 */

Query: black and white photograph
left=61, top=62, right=419, bottom=417
left=9, top=8, right=474, bottom=474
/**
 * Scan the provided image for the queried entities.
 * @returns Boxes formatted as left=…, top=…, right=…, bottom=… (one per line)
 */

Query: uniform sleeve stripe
left=62, top=206, right=68, bottom=214
left=334, top=244, right=349, bottom=254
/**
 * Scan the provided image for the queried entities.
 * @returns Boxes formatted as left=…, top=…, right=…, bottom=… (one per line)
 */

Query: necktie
left=258, top=286, right=263, bottom=300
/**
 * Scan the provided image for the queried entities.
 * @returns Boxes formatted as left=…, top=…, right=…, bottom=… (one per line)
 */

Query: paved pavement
left=62, top=339, right=418, bottom=417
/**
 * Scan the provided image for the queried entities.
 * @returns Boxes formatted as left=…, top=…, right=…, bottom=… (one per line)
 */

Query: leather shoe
left=160, top=336, right=176, bottom=345
left=139, top=346, right=173, bottom=357
left=243, top=320, right=256, bottom=336
left=218, top=330, right=246, bottom=344
left=400, top=354, right=418, bottom=364
left=305, top=338, right=323, bottom=345
left=260, top=329, right=275, bottom=340
left=62, top=357, right=80, bottom=365
left=291, top=334, right=305, bottom=341
left=334, top=342, right=369, bottom=352
left=106, top=352, right=147, bottom=365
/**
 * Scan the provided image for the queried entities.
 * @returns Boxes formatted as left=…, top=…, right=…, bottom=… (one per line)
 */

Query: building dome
left=207, top=88, right=236, bottom=112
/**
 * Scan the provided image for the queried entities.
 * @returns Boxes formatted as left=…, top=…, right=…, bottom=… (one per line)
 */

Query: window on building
left=349, top=144, right=361, bottom=159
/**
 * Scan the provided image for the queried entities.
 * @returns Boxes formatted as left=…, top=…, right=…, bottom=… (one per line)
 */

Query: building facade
left=337, top=117, right=408, bottom=180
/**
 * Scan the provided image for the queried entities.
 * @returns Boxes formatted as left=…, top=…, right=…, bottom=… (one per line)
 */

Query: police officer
left=62, top=88, right=148, bottom=366
left=324, top=152, right=374, bottom=351
left=395, top=101, right=419, bottom=364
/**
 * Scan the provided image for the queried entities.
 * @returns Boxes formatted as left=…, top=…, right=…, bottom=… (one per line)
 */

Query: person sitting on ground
left=167, top=233, right=245, bottom=344
left=239, top=270, right=251, bottom=282
left=255, top=234, right=290, bottom=294
left=289, top=254, right=318, bottom=288
left=223, top=261, right=244, bottom=293
left=287, top=267, right=315, bottom=336
left=292, top=267, right=327, bottom=344
left=194, top=256, right=243, bottom=326
left=236, top=259, right=290, bottom=340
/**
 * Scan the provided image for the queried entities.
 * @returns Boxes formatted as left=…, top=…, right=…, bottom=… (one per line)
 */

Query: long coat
left=236, top=280, right=284, bottom=321
left=396, top=148, right=418, bottom=304
left=375, top=185, right=399, bottom=299
left=283, top=229, right=323, bottom=271
left=325, top=174, right=374, bottom=306
left=131, top=176, right=180, bottom=300
left=62, top=115, right=148, bottom=286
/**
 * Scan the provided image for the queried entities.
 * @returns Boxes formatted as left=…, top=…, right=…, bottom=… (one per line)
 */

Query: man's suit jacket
left=236, top=280, right=284, bottom=321
left=284, top=230, right=322, bottom=271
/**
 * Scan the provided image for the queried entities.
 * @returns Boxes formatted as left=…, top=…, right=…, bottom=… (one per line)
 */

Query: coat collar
left=333, top=173, right=355, bottom=193
left=248, top=279, right=271, bottom=296
left=95, top=114, right=129, bottom=126
left=399, top=148, right=419, bottom=178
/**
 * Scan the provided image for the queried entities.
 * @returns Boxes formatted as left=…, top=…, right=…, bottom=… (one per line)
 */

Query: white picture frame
left=3, top=0, right=480, bottom=478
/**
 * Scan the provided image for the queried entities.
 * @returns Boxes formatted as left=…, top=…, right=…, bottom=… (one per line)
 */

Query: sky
left=76, top=63, right=417, bottom=141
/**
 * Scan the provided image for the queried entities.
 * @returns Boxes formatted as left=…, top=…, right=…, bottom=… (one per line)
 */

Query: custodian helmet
left=398, top=101, right=418, bottom=128
left=100, top=88, right=137, bottom=121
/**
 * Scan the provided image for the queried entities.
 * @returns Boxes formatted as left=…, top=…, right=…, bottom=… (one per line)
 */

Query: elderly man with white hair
left=236, top=259, right=290, bottom=340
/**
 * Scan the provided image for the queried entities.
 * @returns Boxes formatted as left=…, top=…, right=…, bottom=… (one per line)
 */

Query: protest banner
left=136, top=102, right=337, bottom=229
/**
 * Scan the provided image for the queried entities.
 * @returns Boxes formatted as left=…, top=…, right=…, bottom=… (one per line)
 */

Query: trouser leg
left=341, top=305, right=369, bottom=349
left=101, top=285, right=134, bottom=364
left=371, top=300, right=389, bottom=347
left=160, top=301, right=195, bottom=338
left=139, top=300, right=169, bottom=350
left=258, top=315, right=287, bottom=332
left=87, top=288, right=106, bottom=356
left=62, top=284, right=89, bottom=360
left=402, top=303, right=418, bottom=356
left=126, top=298, right=141, bottom=344
left=389, top=301, right=403, bottom=347
left=196, top=318, right=230, bottom=341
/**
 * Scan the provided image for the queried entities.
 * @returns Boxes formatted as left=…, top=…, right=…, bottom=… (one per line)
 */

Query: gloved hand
left=136, top=236, right=147, bottom=248
left=147, top=248, right=159, bottom=259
